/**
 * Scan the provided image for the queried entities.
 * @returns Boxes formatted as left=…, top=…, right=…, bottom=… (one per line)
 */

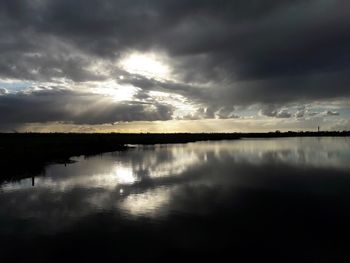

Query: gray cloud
left=0, top=88, right=7, bottom=95
left=324, top=110, right=340, bottom=116
left=215, top=107, right=238, bottom=119
left=295, top=107, right=306, bottom=118
left=260, top=105, right=292, bottom=119
left=0, top=88, right=174, bottom=125
left=276, top=110, right=292, bottom=119
left=259, top=105, right=279, bottom=118
left=0, top=0, right=349, bottom=125
left=180, top=105, right=239, bottom=120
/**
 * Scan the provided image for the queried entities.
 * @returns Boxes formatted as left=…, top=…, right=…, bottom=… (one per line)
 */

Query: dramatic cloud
left=0, top=88, right=174, bottom=125
left=0, top=0, right=349, bottom=130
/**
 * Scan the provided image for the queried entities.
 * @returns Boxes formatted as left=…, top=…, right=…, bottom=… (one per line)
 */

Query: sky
left=0, top=0, right=350, bottom=132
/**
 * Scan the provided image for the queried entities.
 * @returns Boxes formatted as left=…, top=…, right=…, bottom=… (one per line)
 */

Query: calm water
left=1, top=137, right=350, bottom=262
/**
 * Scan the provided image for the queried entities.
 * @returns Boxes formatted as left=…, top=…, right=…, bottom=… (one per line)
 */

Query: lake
left=1, top=137, right=350, bottom=262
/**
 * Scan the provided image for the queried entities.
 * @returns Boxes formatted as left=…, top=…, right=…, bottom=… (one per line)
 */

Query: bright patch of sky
left=0, top=80, right=33, bottom=92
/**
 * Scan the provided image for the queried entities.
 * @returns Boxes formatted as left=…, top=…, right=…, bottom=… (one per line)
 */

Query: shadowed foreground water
left=1, top=137, right=350, bottom=262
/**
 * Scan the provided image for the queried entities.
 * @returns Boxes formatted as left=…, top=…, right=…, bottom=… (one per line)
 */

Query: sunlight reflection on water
left=1, top=137, right=350, bottom=226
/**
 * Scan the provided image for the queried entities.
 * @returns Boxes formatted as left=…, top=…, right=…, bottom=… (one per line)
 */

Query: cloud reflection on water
left=1, top=137, right=350, bottom=232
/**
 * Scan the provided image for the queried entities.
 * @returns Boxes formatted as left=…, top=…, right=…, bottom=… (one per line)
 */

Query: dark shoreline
left=0, top=131, right=349, bottom=182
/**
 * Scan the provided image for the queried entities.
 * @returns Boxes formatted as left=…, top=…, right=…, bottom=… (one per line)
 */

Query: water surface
left=1, top=137, right=350, bottom=262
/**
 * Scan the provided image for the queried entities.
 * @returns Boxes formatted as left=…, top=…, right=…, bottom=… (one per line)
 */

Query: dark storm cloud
left=0, top=88, right=174, bottom=125
left=0, top=0, right=349, bottom=124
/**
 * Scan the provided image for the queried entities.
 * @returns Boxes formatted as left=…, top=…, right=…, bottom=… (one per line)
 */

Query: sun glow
left=90, top=80, right=138, bottom=101
left=115, top=166, right=136, bottom=184
left=119, top=52, right=170, bottom=79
